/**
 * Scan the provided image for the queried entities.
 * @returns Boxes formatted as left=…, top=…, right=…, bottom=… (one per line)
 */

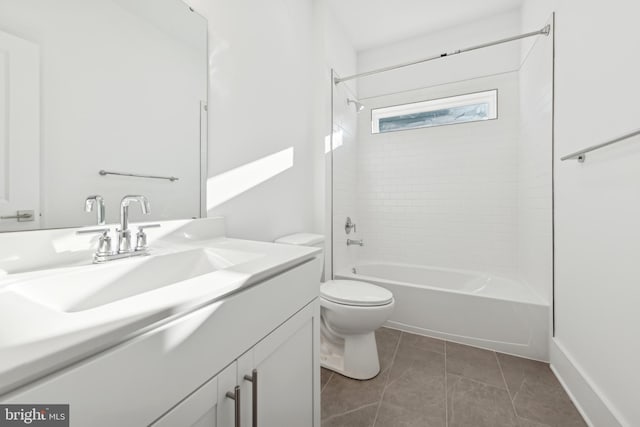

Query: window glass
left=372, top=90, right=498, bottom=134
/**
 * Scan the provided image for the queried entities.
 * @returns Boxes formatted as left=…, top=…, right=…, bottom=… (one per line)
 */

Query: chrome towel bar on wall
left=561, top=128, right=640, bottom=163
left=99, top=170, right=179, bottom=182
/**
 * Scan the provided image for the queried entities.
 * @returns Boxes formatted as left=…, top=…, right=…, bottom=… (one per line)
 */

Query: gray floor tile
left=445, top=341, right=506, bottom=389
left=321, top=328, right=587, bottom=427
left=397, top=331, right=445, bottom=354
left=322, top=403, right=378, bottom=427
left=512, top=378, right=586, bottom=427
left=382, top=348, right=445, bottom=420
left=376, top=327, right=402, bottom=373
left=496, top=353, right=557, bottom=395
left=517, top=417, right=551, bottom=427
left=376, top=332, right=446, bottom=426
left=321, top=371, right=388, bottom=419
left=375, top=401, right=445, bottom=427
left=496, top=353, right=586, bottom=427
left=321, top=367, right=333, bottom=391
left=376, top=333, right=446, bottom=426
left=321, top=328, right=399, bottom=419
left=387, top=332, right=445, bottom=383
left=447, top=374, right=518, bottom=427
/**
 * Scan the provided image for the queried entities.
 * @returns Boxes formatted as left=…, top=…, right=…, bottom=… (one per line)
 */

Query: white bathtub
left=336, top=263, right=549, bottom=361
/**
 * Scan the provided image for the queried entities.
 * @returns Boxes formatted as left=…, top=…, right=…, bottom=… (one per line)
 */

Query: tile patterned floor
left=321, top=328, right=587, bottom=427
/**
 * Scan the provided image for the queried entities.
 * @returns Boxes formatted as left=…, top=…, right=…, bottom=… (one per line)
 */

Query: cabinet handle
left=226, top=386, right=241, bottom=427
left=1, top=210, right=34, bottom=222
left=244, top=369, right=258, bottom=427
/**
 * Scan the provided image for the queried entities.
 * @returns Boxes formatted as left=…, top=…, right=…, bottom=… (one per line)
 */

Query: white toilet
left=275, top=233, right=394, bottom=380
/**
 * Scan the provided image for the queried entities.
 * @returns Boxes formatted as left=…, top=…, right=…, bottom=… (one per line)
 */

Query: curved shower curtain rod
left=334, top=24, right=551, bottom=85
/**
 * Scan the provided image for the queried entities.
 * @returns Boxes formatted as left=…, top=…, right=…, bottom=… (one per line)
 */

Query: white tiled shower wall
left=330, top=11, right=553, bottom=300
left=331, top=80, right=361, bottom=274
left=334, top=10, right=534, bottom=279
left=356, top=74, right=521, bottom=277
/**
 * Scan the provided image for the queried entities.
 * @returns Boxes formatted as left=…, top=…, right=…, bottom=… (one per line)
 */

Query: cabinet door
left=152, top=374, right=218, bottom=427
left=153, top=362, right=239, bottom=427
left=238, top=302, right=319, bottom=427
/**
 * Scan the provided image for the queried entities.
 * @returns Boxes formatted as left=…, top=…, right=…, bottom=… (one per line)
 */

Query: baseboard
left=550, top=338, right=626, bottom=427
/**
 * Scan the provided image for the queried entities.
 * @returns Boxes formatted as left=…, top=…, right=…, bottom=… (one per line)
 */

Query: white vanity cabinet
left=154, top=303, right=317, bottom=427
left=3, top=257, right=322, bottom=427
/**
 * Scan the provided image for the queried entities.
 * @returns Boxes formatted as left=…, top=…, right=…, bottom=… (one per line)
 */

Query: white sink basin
left=0, top=258, right=92, bottom=275
left=0, top=218, right=324, bottom=398
left=11, top=247, right=260, bottom=312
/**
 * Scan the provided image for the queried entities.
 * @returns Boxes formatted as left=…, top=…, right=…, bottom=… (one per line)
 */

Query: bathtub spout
left=347, top=239, right=364, bottom=246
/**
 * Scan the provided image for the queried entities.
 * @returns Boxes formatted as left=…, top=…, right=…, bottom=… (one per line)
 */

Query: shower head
left=347, top=98, right=365, bottom=112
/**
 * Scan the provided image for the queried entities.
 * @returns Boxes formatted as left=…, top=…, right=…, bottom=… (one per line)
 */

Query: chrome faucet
left=118, top=195, right=150, bottom=253
left=347, top=239, right=364, bottom=246
left=77, top=195, right=159, bottom=263
left=85, top=195, right=106, bottom=225
left=345, top=217, right=356, bottom=234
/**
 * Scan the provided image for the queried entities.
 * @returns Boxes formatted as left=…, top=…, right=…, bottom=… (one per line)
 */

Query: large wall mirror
left=0, top=0, right=207, bottom=232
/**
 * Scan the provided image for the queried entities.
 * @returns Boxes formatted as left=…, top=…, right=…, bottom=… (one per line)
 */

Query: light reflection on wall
left=324, top=128, right=344, bottom=154
left=206, top=147, right=294, bottom=210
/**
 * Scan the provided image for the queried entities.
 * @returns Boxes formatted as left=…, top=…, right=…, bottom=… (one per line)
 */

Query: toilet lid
left=321, top=280, right=393, bottom=307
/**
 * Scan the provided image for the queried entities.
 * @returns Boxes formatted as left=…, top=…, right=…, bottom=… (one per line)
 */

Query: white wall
left=522, top=1, right=640, bottom=425
left=189, top=0, right=318, bottom=242
left=0, top=0, right=206, bottom=228
left=355, top=73, right=520, bottom=277
left=517, top=16, right=553, bottom=303
left=356, top=9, right=522, bottom=99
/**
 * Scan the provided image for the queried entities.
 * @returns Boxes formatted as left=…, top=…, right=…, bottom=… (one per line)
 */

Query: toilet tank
left=274, top=233, right=325, bottom=248
left=275, top=233, right=326, bottom=282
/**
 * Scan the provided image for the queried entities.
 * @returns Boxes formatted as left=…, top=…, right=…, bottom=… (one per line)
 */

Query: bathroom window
left=371, top=89, right=498, bottom=134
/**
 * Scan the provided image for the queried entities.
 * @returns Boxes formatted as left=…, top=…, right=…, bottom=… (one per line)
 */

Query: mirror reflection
left=0, top=0, right=207, bottom=231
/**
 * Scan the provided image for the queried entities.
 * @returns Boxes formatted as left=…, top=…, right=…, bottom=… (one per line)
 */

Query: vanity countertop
left=0, top=218, right=322, bottom=396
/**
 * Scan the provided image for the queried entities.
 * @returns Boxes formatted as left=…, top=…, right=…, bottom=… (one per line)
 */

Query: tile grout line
left=321, top=402, right=379, bottom=423
left=495, top=351, right=520, bottom=420
left=321, top=371, right=334, bottom=394
left=446, top=369, right=514, bottom=391
left=371, top=331, right=403, bottom=427
left=371, top=332, right=403, bottom=426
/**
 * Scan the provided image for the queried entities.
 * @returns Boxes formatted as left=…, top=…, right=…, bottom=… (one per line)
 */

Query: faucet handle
left=345, top=217, right=356, bottom=234
left=135, top=224, right=160, bottom=251
left=85, top=195, right=106, bottom=225
left=77, top=228, right=112, bottom=255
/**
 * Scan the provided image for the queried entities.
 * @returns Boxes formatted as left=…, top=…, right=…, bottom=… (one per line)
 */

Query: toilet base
left=320, top=329, right=381, bottom=380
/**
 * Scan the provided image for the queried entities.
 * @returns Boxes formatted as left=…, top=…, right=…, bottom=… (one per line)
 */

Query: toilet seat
left=321, top=280, right=393, bottom=307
